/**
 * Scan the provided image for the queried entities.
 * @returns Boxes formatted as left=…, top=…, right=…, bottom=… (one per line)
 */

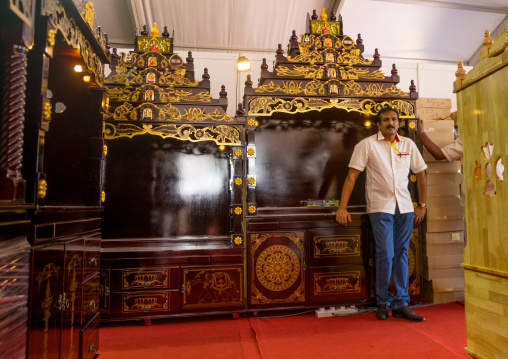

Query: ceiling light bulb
left=74, top=65, right=83, bottom=72
left=83, top=75, right=91, bottom=82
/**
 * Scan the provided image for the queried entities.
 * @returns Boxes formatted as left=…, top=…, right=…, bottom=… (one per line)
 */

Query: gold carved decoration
left=248, top=205, right=256, bottom=214
left=410, top=174, right=417, bottom=182
left=103, top=145, right=107, bottom=157
left=234, top=207, right=242, bottom=215
left=104, top=123, right=241, bottom=145
left=314, top=235, right=360, bottom=257
left=234, top=236, right=243, bottom=245
left=247, top=119, right=256, bottom=126
left=123, top=293, right=169, bottom=313
left=108, top=85, right=212, bottom=103
left=234, top=178, right=242, bottom=186
left=256, top=244, right=300, bottom=291
left=47, top=29, right=56, bottom=46
left=108, top=102, right=233, bottom=122
left=122, top=269, right=168, bottom=289
left=248, top=177, right=256, bottom=185
left=100, top=190, right=105, bottom=203
left=38, top=179, right=47, bottom=198
left=248, top=97, right=415, bottom=118
left=250, top=232, right=305, bottom=304
left=105, top=65, right=196, bottom=88
left=247, top=148, right=255, bottom=156
left=234, top=149, right=242, bottom=157
left=41, top=0, right=106, bottom=86
left=314, top=271, right=361, bottom=295
left=42, top=101, right=51, bottom=120
left=254, top=80, right=407, bottom=97
left=182, top=268, right=243, bottom=309
left=276, top=64, right=384, bottom=80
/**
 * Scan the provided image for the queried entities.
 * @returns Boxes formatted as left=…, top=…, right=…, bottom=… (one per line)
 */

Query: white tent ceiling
left=94, top=0, right=508, bottom=65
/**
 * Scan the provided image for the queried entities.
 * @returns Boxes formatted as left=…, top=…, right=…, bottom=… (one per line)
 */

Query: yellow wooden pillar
left=453, top=23, right=508, bottom=358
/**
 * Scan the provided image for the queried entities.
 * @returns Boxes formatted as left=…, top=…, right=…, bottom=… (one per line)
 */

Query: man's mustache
left=386, top=125, right=395, bottom=129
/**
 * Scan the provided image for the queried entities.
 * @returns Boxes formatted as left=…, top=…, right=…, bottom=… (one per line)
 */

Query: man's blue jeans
left=369, top=205, right=414, bottom=309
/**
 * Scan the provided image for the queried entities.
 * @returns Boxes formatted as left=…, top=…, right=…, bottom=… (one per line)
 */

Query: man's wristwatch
left=417, top=203, right=426, bottom=208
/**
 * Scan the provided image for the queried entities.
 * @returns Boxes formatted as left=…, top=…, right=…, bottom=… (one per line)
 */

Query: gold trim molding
left=104, top=122, right=241, bottom=145
left=107, top=102, right=233, bottom=122
left=42, top=0, right=106, bottom=87
left=247, top=97, right=415, bottom=118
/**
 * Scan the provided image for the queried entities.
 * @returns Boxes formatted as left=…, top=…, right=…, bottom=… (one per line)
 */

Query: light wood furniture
left=453, top=22, right=508, bottom=359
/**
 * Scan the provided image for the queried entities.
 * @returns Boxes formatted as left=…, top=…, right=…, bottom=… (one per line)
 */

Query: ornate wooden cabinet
left=453, top=24, right=508, bottom=358
left=243, top=9, right=423, bottom=311
left=20, top=1, right=109, bottom=358
left=100, top=24, right=245, bottom=322
left=0, top=1, right=34, bottom=358
left=247, top=209, right=371, bottom=309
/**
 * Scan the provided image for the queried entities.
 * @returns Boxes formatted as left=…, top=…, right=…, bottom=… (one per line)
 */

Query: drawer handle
left=89, top=257, right=98, bottom=266
left=104, top=286, right=110, bottom=296
left=88, top=344, right=97, bottom=354
left=142, top=306, right=150, bottom=312
left=142, top=282, right=152, bottom=288
left=88, top=300, right=96, bottom=309
left=335, top=287, right=342, bottom=292
left=54, top=293, right=70, bottom=311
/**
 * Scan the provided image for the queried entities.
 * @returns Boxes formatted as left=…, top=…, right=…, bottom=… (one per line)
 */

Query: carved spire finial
left=236, top=103, right=245, bottom=116
left=219, top=85, right=227, bottom=98
left=261, top=58, right=268, bottom=71
left=455, top=61, right=466, bottom=83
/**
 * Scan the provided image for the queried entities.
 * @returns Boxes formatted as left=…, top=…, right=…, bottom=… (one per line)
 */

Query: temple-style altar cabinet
left=100, top=24, right=245, bottom=322
left=454, top=24, right=508, bottom=358
left=243, top=9, right=424, bottom=311
left=22, top=1, right=109, bottom=358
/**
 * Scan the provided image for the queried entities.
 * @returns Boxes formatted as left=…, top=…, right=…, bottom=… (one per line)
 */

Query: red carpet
left=100, top=303, right=467, bottom=358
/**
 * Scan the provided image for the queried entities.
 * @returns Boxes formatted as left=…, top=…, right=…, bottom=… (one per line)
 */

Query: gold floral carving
left=123, top=293, right=169, bottom=313
left=276, top=65, right=384, bottom=80
left=108, top=85, right=212, bottom=103
left=108, top=103, right=233, bottom=122
left=248, top=205, right=256, bottom=214
left=256, top=245, right=300, bottom=291
left=254, top=80, right=407, bottom=97
left=41, top=0, right=107, bottom=86
left=314, top=235, right=360, bottom=257
left=314, top=271, right=361, bottom=295
left=288, top=37, right=372, bottom=65
left=250, top=233, right=305, bottom=304
left=122, top=269, right=168, bottom=289
left=248, top=97, right=415, bottom=118
left=105, top=65, right=197, bottom=87
left=104, top=123, right=241, bottom=145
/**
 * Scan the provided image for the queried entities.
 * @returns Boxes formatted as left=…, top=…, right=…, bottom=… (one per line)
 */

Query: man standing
left=336, top=107, right=427, bottom=321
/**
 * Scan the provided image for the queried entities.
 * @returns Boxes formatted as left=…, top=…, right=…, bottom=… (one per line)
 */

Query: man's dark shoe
left=376, top=304, right=389, bottom=320
left=392, top=305, right=425, bottom=322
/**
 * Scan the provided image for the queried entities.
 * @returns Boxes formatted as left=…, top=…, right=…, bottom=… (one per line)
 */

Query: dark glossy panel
left=42, top=34, right=100, bottom=206
left=102, top=136, right=230, bottom=238
left=254, top=115, right=377, bottom=207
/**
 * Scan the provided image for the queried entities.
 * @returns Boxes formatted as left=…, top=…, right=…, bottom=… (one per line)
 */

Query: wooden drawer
left=84, top=235, right=101, bottom=279
left=309, top=265, right=367, bottom=303
left=111, top=267, right=179, bottom=291
left=82, top=274, right=100, bottom=325
left=110, top=290, right=180, bottom=317
left=80, top=312, right=99, bottom=359
left=309, top=228, right=365, bottom=267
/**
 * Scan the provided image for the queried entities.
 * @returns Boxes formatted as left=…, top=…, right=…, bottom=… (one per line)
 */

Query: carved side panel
left=249, top=232, right=305, bottom=307
left=0, top=44, right=27, bottom=201
left=27, top=243, right=64, bottom=359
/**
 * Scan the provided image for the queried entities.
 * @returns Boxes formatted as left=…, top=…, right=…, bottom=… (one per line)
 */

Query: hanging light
left=237, top=55, right=251, bottom=72
left=74, top=65, right=83, bottom=72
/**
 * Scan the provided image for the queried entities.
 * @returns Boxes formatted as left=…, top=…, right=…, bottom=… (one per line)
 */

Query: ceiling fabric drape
left=129, top=0, right=333, bottom=52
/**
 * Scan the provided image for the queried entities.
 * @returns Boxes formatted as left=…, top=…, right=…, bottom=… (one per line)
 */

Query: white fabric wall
left=108, top=49, right=472, bottom=117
